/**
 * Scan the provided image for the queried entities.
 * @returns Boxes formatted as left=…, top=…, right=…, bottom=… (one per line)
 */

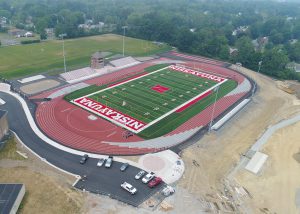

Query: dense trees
left=1, top=0, right=300, bottom=80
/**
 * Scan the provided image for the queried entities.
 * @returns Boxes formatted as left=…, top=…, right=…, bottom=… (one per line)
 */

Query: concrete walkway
left=251, top=114, right=300, bottom=152
left=227, top=113, right=300, bottom=180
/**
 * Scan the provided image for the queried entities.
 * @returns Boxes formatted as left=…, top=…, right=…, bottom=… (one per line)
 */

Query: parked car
left=120, top=163, right=129, bottom=171
left=105, top=156, right=113, bottom=168
left=80, top=154, right=89, bottom=164
left=121, top=182, right=137, bottom=195
left=162, top=186, right=175, bottom=196
left=97, top=158, right=105, bottom=167
left=135, top=170, right=146, bottom=180
left=142, top=172, right=155, bottom=184
left=148, top=177, right=162, bottom=188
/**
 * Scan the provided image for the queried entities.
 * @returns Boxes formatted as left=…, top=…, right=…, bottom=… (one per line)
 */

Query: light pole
left=122, top=26, right=128, bottom=56
left=209, top=85, right=220, bottom=133
left=59, top=33, right=67, bottom=73
left=252, top=60, right=262, bottom=97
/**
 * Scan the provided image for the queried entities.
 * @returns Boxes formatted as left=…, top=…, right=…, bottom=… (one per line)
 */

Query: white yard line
left=74, top=66, right=170, bottom=100
left=71, top=66, right=228, bottom=133
left=137, top=79, right=227, bottom=133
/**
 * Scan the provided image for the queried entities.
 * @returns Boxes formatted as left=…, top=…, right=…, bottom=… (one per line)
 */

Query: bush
left=21, top=40, right=41, bottom=45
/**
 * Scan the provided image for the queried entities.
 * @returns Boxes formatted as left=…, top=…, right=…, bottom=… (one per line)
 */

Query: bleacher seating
left=60, top=67, right=97, bottom=82
left=109, top=57, right=140, bottom=68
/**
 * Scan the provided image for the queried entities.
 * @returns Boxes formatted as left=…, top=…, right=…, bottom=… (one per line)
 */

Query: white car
left=142, top=172, right=155, bottom=184
left=162, top=186, right=175, bottom=196
left=105, top=156, right=113, bottom=168
left=121, top=182, right=137, bottom=195
left=97, top=158, right=105, bottom=167
left=135, top=170, right=146, bottom=180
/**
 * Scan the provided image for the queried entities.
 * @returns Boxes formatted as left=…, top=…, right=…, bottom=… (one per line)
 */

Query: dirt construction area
left=236, top=121, right=300, bottom=213
left=177, top=65, right=300, bottom=212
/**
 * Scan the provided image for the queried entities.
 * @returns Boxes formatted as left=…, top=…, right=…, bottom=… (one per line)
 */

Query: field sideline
left=0, top=34, right=170, bottom=79
left=70, top=65, right=237, bottom=136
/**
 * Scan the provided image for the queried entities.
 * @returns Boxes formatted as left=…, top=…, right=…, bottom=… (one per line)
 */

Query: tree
left=232, top=36, right=257, bottom=69
left=261, top=47, right=290, bottom=78
left=40, top=30, right=47, bottom=40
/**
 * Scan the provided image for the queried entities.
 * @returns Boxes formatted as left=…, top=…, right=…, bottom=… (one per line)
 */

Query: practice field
left=0, top=34, right=170, bottom=79
left=71, top=65, right=237, bottom=136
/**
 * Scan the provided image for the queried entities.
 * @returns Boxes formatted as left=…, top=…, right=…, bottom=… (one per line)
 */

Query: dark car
left=120, top=163, right=129, bottom=171
left=80, top=154, right=89, bottom=164
left=148, top=177, right=162, bottom=188
left=135, top=170, right=146, bottom=180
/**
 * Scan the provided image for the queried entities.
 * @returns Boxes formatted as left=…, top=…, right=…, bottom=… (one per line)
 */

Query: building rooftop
left=91, top=52, right=106, bottom=58
left=0, top=184, right=25, bottom=214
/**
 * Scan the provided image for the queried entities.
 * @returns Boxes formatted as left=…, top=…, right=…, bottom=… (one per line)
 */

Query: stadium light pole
left=59, top=33, right=67, bottom=73
left=208, top=85, right=220, bottom=133
left=122, top=26, right=128, bottom=56
left=252, top=60, right=263, bottom=97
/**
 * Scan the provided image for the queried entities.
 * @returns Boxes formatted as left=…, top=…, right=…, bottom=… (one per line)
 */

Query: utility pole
left=59, top=33, right=67, bottom=73
left=122, top=26, right=128, bottom=56
left=209, top=85, right=220, bottom=133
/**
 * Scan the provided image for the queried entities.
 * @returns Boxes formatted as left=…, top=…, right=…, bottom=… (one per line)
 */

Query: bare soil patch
left=236, top=121, right=300, bottom=213
left=177, top=65, right=300, bottom=211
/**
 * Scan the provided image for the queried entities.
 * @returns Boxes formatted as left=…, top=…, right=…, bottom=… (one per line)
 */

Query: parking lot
left=74, top=157, right=166, bottom=207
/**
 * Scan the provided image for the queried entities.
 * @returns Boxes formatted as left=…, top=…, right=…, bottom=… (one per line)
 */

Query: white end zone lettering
left=72, top=97, right=146, bottom=133
left=169, top=65, right=226, bottom=83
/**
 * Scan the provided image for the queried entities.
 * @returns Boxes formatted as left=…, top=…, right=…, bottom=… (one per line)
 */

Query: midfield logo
left=151, top=85, right=170, bottom=93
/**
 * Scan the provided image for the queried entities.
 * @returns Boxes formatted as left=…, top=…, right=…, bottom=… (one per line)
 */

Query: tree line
left=1, top=0, right=300, bottom=80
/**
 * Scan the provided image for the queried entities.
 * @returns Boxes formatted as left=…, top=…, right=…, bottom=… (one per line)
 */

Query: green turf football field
left=88, top=67, right=218, bottom=123
left=71, top=65, right=236, bottom=137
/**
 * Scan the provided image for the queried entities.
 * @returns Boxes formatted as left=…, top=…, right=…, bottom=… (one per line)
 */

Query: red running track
left=33, top=56, right=250, bottom=155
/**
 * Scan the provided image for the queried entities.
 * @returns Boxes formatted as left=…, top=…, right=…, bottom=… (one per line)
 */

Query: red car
left=148, top=177, right=162, bottom=188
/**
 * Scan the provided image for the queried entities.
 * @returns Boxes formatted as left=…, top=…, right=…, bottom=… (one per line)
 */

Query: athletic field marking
left=61, top=108, right=71, bottom=113
left=71, top=65, right=227, bottom=133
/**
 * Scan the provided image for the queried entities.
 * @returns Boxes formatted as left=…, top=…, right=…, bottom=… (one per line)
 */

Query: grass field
left=0, top=34, right=170, bottom=79
left=70, top=65, right=237, bottom=137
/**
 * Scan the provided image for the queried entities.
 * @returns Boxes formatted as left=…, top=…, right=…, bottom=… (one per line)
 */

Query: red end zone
left=175, top=90, right=212, bottom=113
left=72, top=97, right=146, bottom=133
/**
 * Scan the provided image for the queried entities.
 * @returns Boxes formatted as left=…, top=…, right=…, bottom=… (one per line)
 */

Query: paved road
left=0, top=92, right=164, bottom=206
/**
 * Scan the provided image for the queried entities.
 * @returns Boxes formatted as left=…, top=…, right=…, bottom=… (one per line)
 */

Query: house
left=24, top=32, right=34, bottom=37
left=252, top=37, right=268, bottom=51
left=287, top=62, right=300, bottom=72
left=0, top=17, right=7, bottom=26
left=229, top=47, right=238, bottom=56
left=8, top=29, right=26, bottom=37
left=232, top=26, right=249, bottom=36
left=289, top=39, right=298, bottom=45
left=78, top=22, right=106, bottom=32
left=45, top=28, right=54, bottom=38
